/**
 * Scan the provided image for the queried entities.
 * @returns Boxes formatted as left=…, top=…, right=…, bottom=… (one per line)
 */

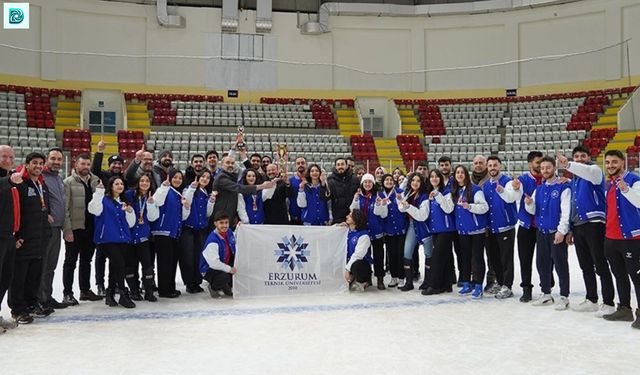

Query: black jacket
left=15, top=176, right=52, bottom=258
left=212, top=170, right=257, bottom=225
left=92, top=152, right=124, bottom=185
left=264, top=180, right=291, bottom=225
left=327, top=168, right=359, bottom=224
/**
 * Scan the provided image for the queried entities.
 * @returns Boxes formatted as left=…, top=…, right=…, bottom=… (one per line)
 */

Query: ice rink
left=1, top=240, right=638, bottom=375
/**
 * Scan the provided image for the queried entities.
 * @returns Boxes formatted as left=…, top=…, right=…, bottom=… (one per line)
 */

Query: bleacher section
left=146, top=130, right=351, bottom=171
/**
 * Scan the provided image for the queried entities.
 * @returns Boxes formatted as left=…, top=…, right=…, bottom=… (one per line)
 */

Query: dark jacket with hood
left=14, top=166, right=52, bottom=258
left=0, top=167, right=24, bottom=239
left=212, top=169, right=257, bottom=226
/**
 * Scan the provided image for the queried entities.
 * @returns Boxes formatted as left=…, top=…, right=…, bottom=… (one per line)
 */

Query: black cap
left=108, top=155, right=124, bottom=165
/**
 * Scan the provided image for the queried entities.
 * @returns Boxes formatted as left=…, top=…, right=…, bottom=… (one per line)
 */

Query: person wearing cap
left=92, top=139, right=124, bottom=186
left=350, top=173, right=386, bottom=290
left=151, top=150, right=174, bottom=189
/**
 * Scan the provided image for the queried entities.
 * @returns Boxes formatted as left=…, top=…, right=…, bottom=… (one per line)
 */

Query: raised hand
left=375, top=196, right=382, bottom=205
left=617, top=177, right=629, bottom=193
left=209, top=191, right=217, bottom=203
left=135, top=145, right=145, bottom=161
left=162, top=173, right=171, bottom=187
left=9, top=172, right=22, bottom=184
left=524, top=194, right=533, bottom=205
left=97, top=138, right=106, bottom=153
left=320, top=171, right=327, bottom=184
left=496, top=184, right=504, bottom=193
left=459, top=201, right=470, bottom=210
left=429, top=190, right=437, bottom=200
left=299, top=180, right=307, bottom=191
left=181, top=196, right=191, bottom=210
left=511, top=178, right=521, bottom=191
left=190, top=181, right=198, bottom=189
left=354, top=188, right=361, bottom=200
left=556, top=150, right=569, bottom=169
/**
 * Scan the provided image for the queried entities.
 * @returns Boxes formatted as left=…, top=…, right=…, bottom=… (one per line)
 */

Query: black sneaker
left=158, top=290, right=181, bottom=298
left=221, top=285, right=233, bottom=297
left=603, top=304, right=634, bottom=322
left=118, top=290, right=136, bottom=309
left=80, top=290, right=103, bottom=301
left=30, top=304, right=54, bottom=318
left=129, top=288, right=143, bottom=301
left=63, top=294, right=79, bottom=306
left=11, top=313, right=34, bottom=325
left=47, top=298, right=69, bottom=309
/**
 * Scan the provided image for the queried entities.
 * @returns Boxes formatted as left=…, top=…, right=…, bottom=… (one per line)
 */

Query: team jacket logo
left=274, top=235, right=309, bottom=271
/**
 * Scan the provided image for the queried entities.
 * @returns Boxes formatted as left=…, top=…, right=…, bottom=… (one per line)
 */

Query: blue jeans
left=403, top=221, right=433, bottom=260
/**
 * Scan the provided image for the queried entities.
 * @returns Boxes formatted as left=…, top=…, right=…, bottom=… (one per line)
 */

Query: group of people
left=1, top=137, right=639, bottom=333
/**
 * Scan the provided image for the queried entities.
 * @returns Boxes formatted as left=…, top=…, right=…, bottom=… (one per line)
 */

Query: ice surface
left=1, top=239, right=638, bottom=374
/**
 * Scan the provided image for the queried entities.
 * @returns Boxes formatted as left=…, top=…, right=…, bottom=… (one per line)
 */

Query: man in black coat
left=212, top=156, right=274, bottom=226
left=92, top=139, right=124, bottom=185
left=10, top=152, right=53, bottom=324
left=263, top=164, right=292, bottom=225
left=0, top=145, right=24, bottom=331
left=327, top=157, right=360, bottom=224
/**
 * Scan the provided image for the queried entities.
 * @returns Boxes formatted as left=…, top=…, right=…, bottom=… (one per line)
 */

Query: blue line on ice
left=41, top=295, right=498, bottom=324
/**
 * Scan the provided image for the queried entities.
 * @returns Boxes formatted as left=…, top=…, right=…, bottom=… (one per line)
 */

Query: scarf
left=471, top=169, right=488, bottom=185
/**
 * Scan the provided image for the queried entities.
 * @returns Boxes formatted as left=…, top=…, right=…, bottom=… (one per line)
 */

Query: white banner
left=234, top=224, right=348, bottom=299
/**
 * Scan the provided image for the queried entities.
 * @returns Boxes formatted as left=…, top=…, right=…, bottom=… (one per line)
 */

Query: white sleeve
left=125, top=208, right=136, bottom=228
left=558, top=188, right=571, bottom=235
left=468, top=191, right=489, bottom=215
left=297, top=190, right=307, bottom=208
left=202, top=242, right=232, bottom=273
left=87, top=187, right=105, bottom=216
left=406, top=199, right=429, bottom=222
left=262, top=185, right=276, bottom=201
left=206, top=199, right=214, bottom=218
left=525, top=190, right=536, bottom=215
left=499, top=180, right=518, bottom=203
left=236, top=194, right=250, bottom=224
left=345, top=235, right=371, bottom=272
left=152, top=185, right=169, bottom=207
left=621, top=181, right=640, bottom=208
left=146, top=201, right=159, bottom=222
left=505, top=178, right=524, bottom=203
left=373, top=201, right=388, bottom=218
left=566, top=162, right=603, bottom=185
left=435, top=192, right=455, bottom=214
left=349, top=197, right=360, bottom=211
left=182, top=185, right=196, bottom=205
left=181, top=203, right=191, bottom=221
left=399, top=178, right=408, bottom=191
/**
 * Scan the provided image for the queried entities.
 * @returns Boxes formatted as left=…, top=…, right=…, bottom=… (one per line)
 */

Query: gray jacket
left=42, top=169, right=65, bottom=228
left=63, top=170, right=100, bottom=234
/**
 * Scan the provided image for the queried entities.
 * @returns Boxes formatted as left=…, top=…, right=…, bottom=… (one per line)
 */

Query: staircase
left=336, top=108, right=361, bottom=137
left=594, top=95, right=634, bottom=166
left=54, top=100, right=81, bottom=137
left=398, top=108, right=422, bottom=135
left=126, top=102, right=151, bottom=136
left=374, top=138, right=404, bottom=170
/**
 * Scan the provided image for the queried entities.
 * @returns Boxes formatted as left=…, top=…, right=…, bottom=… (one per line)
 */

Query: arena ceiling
left=101, top=0, right=495, bottom=13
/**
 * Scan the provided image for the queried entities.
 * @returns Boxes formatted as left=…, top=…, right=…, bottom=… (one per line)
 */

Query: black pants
left=449, top=233, right=462, bottom=283
left=179, top=226, right=207, bottom=289
left=431, top=232, right=455, bottom=290
left=384, top=234, right=405, bottom=279
left=125, top=241, right=154, bottom=291
left=459, top=233, right=486, bottom=285
left=487, top=229, right=515, bottom=288
left=484, top=231, right=496, bottom=284
left=371, top=237, right=385, bottom=278
left=517, top=226, right=537, bottom=289
left=63, top=229, right=95, bottom=295
left=39, top=228, right=62, bottom=304
left=95, top=247, right=107, bottom=286
left=97, top=243, right=127, bottom=291
left=350, top=260, right=373, bottom=284
left=204, top=269, right=232, bottom=291
left=155, top=235, right=179, bottom=294
left=536, top=232, right=570, bottom=297
left=573, top=222, right=614, bottom=305
left=604, top=238, right=640, bottom=308
left=412, top=243, right=420, bottom=275
left=0, top=237, right=16, bottom=313
left=9, top=256, right=43, bottom=315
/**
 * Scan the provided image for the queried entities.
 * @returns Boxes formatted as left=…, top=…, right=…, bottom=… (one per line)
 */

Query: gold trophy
left=275, top=143, right=289, bottom=178
left=235, top=125, right=246, bottom=151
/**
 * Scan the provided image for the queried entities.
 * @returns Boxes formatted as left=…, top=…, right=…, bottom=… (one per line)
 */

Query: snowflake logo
left=274, top=235, right=309, bottom=271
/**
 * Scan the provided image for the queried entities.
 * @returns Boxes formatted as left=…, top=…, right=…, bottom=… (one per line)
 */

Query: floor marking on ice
left=40, top=295, right=498, bottom=324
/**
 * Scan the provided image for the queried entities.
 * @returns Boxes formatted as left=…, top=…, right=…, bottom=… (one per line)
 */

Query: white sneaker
left=572, top=299, right=598, bottom=312
left=352, top=281, right=366, bottom=292
left=595, top=304, right=616, bottom=318
left=388, top=278, right=398, bottom=288
left=532, top=294, right=554, bottom=306
left=0, top=316, right=18, bottom=330
left=397, top=279, right=406, bottom=288
left=555, top=296, right=570, bottom=311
